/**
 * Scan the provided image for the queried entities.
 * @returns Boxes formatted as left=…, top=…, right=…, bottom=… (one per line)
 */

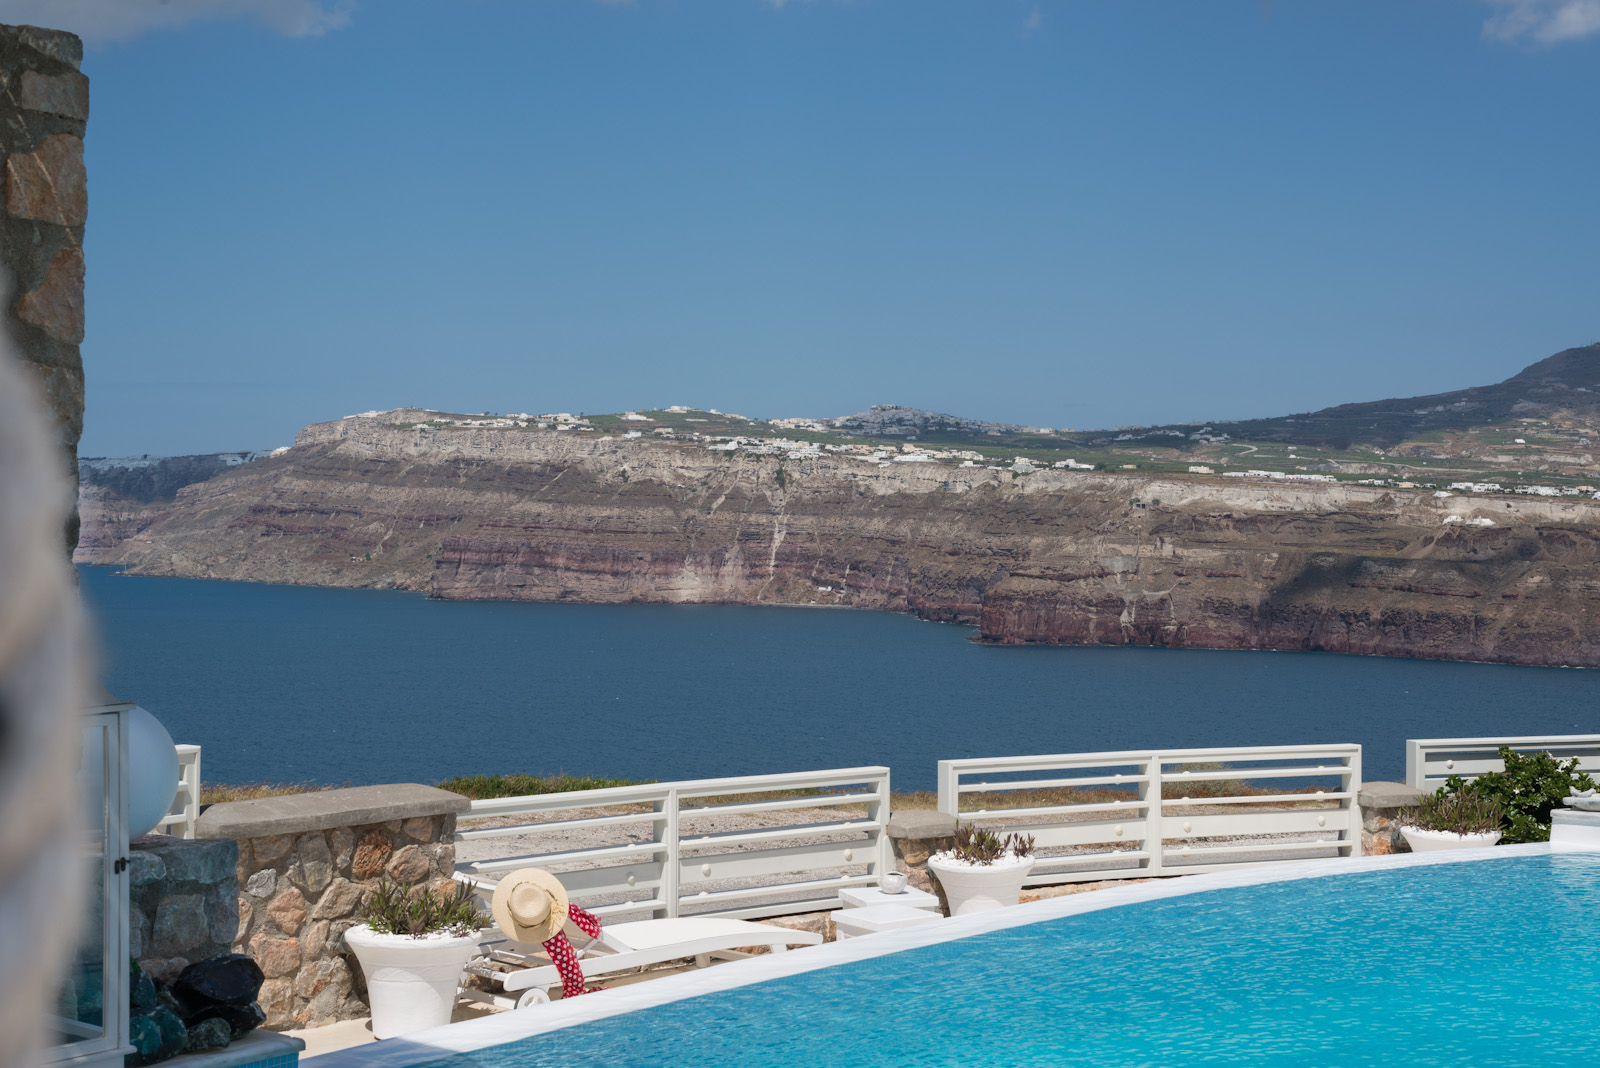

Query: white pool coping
left=308, top=843, right=1554, bottom=1067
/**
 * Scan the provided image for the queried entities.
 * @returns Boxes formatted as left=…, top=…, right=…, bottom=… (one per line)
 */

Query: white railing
left=155, top=744, right=202, bottom=839
left=455, top=767, right=892, bottom=921
left=937, top=744, right=1362, bottom=885
left=1406, top=735, right=1600, bottom=791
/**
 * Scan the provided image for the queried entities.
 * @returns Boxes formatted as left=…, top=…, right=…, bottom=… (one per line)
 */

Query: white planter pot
left=343, top=926, right=481, bottom=1039
left=927, top=854, right=1035, bottom=916
left=1398, top=826, right=1502, bottom=853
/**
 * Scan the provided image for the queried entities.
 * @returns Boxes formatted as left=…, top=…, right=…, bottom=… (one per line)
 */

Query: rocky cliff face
left=86, top=416, right=1600, bottom=667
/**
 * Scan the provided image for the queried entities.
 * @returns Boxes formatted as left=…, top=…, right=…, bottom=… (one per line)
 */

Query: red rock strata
left=87, top=415, right=1600, bottom=668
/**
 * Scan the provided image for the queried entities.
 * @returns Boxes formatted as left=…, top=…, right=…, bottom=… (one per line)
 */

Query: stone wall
left=196, top=785, right=470, bottom=1031
left=1358, top=781, right=1422, bottom=855
left=1, top=24, right=88, bottom=552
left=128, top=836, right=241, bottom=986
left=886, top=810, right=957, bottom=915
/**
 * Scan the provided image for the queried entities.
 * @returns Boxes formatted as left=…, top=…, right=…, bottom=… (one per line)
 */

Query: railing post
left=936, top=760, right=958, bottom=817
left=1404, top=739, right=1422, bottom=791
left=1346, top=746, right=1364, bottom=858
left=1143, top=753, right=1164, bottom=876
left=183, top=746, right=202, bottom=839
left=874, top=770, right=892, bottom=875
left=660, top=788, right=680, bottom=919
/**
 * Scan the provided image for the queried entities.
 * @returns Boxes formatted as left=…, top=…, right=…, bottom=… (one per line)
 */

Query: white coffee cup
left=879, top=871, right=908, bottom=894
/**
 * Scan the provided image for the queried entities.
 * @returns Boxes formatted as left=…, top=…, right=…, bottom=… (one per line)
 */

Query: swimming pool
left=315, top=846, right=1600, bottom=1068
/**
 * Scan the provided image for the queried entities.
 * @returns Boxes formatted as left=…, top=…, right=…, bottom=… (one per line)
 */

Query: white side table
left=838, top=885, right=941, bottom=911
left=832, top=904, right=942, bottom=940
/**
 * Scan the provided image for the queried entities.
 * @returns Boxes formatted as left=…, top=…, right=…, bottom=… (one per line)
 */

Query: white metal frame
left=47, top=704, right=132, bottom=1068
left=937, top=744, right=1362, bottom=884
left=456, top=767, right=893, bottom=920
left=1406, top=735, right=1600, bottom=791
left=154, top=744, right=202, bottom=839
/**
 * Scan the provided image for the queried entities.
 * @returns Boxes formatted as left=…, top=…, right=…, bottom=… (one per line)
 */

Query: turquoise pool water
left=424, top=855, right=1600, bottom=1067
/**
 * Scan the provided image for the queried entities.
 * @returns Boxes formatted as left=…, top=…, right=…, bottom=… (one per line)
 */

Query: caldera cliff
left=81, top=413, right=1600, bottom=668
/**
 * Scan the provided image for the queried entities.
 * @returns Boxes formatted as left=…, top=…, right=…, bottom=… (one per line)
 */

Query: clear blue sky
left=30, top=0, right=1600, bottom=455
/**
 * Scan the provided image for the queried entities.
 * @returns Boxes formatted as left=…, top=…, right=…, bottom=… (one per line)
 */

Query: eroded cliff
left=87, top=416, right=1600, bottom=667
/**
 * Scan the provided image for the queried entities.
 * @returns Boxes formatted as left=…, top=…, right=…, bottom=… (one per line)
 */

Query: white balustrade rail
left=937, top=744, right=1362, bottom=885
left=1406, top=735, right=1600, bottom=791
left=455, top=767, right=892, bottom=921
left=156, top=744, right=202, bottom=839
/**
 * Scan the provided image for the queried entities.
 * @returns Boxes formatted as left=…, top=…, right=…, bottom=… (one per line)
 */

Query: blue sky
left=21, top=0, right=1598, bottom=455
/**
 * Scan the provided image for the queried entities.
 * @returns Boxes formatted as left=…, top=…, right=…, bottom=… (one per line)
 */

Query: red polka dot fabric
left=542, top=905, right=603, bottom=997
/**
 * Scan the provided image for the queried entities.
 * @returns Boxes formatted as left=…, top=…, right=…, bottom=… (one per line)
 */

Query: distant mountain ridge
left=80, top=451, right=281, bottom=502
left=1091, top=343, right=1600, bottom=450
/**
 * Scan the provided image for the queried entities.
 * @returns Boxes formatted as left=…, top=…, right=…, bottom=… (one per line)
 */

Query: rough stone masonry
left=1, top=23, right=88, bottom=552
left=196, top=785, right=470, bottom=1030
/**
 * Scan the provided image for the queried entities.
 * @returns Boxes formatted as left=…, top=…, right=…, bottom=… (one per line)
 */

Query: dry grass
left=208, top=766, right=1334, bottom=815
left=199, top=782, right=350, bottom=805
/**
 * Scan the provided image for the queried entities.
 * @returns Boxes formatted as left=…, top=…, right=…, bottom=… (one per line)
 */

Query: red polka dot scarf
left=542, top=905, right=603, bottom=997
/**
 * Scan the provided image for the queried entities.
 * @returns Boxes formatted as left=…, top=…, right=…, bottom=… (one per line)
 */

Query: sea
left=78, top=566, right=1597, bottom=791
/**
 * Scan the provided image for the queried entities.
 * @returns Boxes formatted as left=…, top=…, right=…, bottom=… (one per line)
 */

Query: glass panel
left=48, top=718, right=112, bottom=1051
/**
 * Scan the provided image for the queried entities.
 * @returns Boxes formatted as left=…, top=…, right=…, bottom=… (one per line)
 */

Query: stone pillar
left=0, top=24, right=89, bottom=553
left=127, top=836, right=241, bottom=986
left=196, top=784, right=470, bottom=1031
left=886, top=810, right=957, bottom=916
left=1357, top=781, right=1423, bottom=856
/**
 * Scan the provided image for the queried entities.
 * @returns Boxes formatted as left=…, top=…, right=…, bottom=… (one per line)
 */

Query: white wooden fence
left=154, top=744, right=202, bottom=839
left=1406, top=735, right=1600, bottom=791
left=454, top=767, right=893, bottom=921
left=937, top=744, right=1363, bottom=885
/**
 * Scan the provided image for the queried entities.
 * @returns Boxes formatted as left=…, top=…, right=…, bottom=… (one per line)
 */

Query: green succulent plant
left=363, top=878, right=484, bottom=937
left=1400, top=789, right=1503, bottom=836
left=951, top=826, right=1035, bottom=865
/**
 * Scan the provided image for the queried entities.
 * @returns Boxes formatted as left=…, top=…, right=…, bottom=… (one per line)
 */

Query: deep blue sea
left=79, top=566, right=1596, bottom=791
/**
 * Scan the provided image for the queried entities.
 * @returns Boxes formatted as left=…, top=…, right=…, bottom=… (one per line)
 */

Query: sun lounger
left=455, top=873, right=823, bottom=1009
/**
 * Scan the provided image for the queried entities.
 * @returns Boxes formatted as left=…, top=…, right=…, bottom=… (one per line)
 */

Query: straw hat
left=491, top=868, right=570, bottom=944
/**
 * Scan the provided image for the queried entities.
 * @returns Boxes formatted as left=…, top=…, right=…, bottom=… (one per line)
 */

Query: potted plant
left=344, top=879, right=485, bottom=1039
left=1398, top=790, right=1505, bottom=852
left=927, top=827, right=1036, bottom=915
left=1439, top=746, right=1596, bottom=843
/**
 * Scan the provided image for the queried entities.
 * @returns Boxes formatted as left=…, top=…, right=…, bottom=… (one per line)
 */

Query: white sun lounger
left=455, top=875, right=824, bottom=1009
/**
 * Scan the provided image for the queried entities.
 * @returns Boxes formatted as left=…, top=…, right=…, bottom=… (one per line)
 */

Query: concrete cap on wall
left=195, top=783, right=470, bottom=840
left=886, top=810, right=958, bottom=839
left=1356, top=781, right=1425, bottom=809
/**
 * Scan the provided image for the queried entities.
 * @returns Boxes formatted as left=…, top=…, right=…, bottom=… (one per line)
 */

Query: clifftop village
left=357, top=405, right=1600, bottom=504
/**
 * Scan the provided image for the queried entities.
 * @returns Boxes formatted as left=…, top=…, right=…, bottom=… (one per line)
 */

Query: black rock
left=156, top=986, right=184, bottom=1017
left=184, top=1000, right=266, bottom=1040
left=172, top=954, right=264, bottom=1006
left=183, top=1017, right=232, bottom=1053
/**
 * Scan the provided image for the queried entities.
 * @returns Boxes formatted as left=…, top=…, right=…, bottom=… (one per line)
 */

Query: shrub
left=437, top=772, right=648, bottom=800
left=364, top=878, right=484, bottom=937
left=1438, top=747, right=1595, bottom=844
left=1400, top=789, right=1503, bottom=835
